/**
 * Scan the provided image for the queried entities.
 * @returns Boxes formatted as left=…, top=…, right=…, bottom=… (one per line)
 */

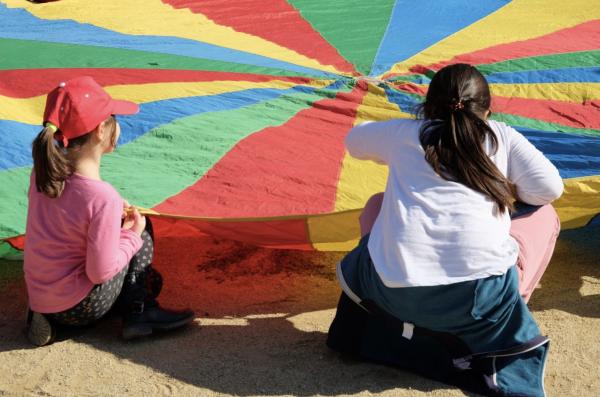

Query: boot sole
left=27, top=312, right=56, bottom=347
left=122, top=313, right=195, bottom=340
left=148, top=313, right=196, bottom=331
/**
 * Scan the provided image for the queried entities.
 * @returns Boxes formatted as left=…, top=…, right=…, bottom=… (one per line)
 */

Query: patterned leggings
left=49, top=227, right=162, bottom=327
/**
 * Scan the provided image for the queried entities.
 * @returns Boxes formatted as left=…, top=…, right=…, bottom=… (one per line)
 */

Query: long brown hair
left=418, top=63, right=516, bottom=213
left=31, top=116, right=116, bottom=198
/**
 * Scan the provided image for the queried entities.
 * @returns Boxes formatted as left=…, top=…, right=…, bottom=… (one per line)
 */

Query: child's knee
left=540, top=204, right=561, bottom=235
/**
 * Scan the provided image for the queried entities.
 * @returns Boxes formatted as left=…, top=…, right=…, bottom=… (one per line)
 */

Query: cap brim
left=110, top=99, right=139, bottom=116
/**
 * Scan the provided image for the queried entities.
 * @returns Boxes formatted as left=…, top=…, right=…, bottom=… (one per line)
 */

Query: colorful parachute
left=0, top=0, right=599, bottom=256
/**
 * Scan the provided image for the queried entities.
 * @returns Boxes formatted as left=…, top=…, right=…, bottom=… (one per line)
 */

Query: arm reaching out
left=345, top=119, right=408, bottom=164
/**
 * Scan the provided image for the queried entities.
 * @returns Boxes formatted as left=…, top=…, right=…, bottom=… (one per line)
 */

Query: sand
left=1, top=222, right=599, bottom=396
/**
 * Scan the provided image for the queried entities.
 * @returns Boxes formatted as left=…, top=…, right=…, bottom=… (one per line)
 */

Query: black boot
left=144, top=266, right=163, bottom=300
left=118, top=220, right=194, bottom=340
left=122, top=299, right=195, bottom=340
left=119, top=270, right=194, bottom=340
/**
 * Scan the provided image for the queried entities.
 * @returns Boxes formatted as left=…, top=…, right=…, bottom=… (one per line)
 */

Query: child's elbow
left=546, top=177, right=564, bottom=202
left=516, top=177, right=564, bottom=206
left=87, top=271, right=109, bottom=285
left=534, top=180, right=564, bottom=205
left=86, top=265, right=117, bottom=285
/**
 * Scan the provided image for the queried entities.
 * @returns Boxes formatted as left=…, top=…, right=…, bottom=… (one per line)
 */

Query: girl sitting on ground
left=25, top=76, right=195, bottom=346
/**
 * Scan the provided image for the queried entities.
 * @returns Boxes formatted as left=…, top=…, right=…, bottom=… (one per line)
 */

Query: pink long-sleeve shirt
left=24, top=173, right=143, bottom=313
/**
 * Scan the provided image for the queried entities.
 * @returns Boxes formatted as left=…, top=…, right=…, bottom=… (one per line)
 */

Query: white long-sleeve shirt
left=346, top=119, right=563, bottom=287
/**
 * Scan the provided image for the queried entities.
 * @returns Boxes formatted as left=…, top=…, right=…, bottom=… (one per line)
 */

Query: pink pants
left=359, top=193, right=560, bottom=303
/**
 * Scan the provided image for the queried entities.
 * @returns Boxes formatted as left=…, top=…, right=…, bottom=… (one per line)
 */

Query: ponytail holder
left=46, top=123, right=69, bottom=147
left=450, top=100, right=465, bottom=112
left=45, top=122, right=58, bottom=133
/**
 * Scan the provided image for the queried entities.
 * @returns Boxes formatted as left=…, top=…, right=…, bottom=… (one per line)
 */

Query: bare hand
left=122, top=206, right=146, bottom=236
left=122, top=200, right=131, bottom=219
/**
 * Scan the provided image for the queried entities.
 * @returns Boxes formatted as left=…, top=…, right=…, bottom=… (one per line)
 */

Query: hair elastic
left=450, top=100, right=465, bottom=112
left=45, top=122, right=58, bottom=133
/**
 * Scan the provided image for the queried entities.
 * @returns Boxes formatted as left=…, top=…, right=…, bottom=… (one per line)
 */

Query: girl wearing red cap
left=24, top=76, right=194, bottom=346
left=327, top=64, right=563, bottom=396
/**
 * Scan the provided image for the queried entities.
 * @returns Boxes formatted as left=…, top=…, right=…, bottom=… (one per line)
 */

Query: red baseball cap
left=43, top=76, right=139, bottom=147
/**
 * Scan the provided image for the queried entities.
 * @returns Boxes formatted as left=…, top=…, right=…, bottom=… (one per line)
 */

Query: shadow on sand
left=1, top=223, right=598, bottom=395
left=528, top=223, right=600, bottom=317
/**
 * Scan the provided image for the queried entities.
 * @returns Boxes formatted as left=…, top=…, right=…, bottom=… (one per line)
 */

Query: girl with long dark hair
left=327, top=64, right=563, bottom=396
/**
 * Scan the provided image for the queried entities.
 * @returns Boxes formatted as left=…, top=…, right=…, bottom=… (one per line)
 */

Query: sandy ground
left=1, top=221, right=599, bottom=397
